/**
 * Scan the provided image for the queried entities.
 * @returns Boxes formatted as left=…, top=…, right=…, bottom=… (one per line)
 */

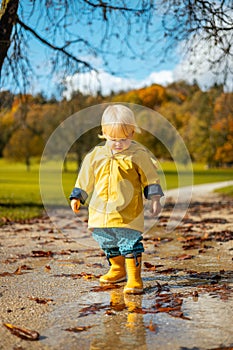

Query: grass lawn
left=215, top=185, right=233, bottom=196
left=0, top=158, right=233, bottom=224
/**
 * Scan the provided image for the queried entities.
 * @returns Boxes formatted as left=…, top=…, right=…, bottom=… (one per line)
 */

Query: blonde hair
left=99, top=105, right=140, bottom=139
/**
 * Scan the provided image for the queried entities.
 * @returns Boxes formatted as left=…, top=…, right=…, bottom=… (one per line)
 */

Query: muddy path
left=0, top=191, right=233, bottom=350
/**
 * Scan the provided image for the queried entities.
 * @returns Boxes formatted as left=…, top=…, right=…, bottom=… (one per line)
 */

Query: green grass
left=214, top=185, right=233, bottom=197
left=0, top=205, right=43, bottom=223
left=0, top=158, right=233, bottom=223
left=158, top=161, right=233, bottom=190
left=0, top=160, right=42, bottom=224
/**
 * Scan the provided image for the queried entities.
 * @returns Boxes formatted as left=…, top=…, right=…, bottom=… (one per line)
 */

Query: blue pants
left=92, top=228, right=144, bottom=258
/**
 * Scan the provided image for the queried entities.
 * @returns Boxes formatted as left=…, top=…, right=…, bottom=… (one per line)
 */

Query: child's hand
left=150, top=196, right=162, bottom=217
left=71, top=199, right=80, bottom=213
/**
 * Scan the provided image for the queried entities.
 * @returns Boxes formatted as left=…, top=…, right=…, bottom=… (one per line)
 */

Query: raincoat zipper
left=105, top=155, right=113, bottom=226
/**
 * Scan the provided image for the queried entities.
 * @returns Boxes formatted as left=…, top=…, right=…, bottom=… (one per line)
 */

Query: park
left=0, top=1, right=233, bottom=349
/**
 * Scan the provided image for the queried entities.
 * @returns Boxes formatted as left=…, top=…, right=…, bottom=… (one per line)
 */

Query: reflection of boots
left=124, top=294, right=142, bottom=330
left=124, top=254, right=143, bottom=294
left=110, top=290, right=126, bottom=311
left=100, top=255, right=126, bottom=283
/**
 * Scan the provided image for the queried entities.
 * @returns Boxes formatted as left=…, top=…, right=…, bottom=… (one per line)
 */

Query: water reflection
left=89, top=290, right=147, bottom=350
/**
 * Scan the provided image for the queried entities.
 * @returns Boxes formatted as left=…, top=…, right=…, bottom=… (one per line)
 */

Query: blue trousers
left=92, top=228, right=144, bottom=258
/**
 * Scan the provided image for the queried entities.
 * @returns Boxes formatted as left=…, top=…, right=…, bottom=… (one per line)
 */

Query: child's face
left=106, top=136, right=132, bottom=154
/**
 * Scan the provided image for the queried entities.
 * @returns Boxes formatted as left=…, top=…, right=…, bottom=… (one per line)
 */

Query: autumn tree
left=3, top=128, right=43, bottom=170
left=0, top=95, right=22, bottom=156
left=1, top=94, right=61, bottom=168
left=213, top=93, right=233, bottom=165
left=178, top=86, right=224, bottom=165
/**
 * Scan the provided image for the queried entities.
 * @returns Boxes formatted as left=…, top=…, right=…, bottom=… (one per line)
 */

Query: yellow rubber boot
left=100, top=255, right=126, bottom=283
left=123, top=255, right=143, bottom=294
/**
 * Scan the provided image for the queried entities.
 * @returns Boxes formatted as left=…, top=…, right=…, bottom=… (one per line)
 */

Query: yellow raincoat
left=70, top=141, right=163, bottom=232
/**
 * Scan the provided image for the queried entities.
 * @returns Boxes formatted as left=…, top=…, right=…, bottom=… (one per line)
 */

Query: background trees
left=1, top=82, right=232, bottom=168
left=213, top=92, right=233, bottom=164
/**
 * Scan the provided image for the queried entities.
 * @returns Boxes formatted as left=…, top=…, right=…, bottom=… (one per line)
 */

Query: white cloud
left=63, top=34, right=233, bottom=100
left=173, top=33, right=233, bottom=92
left=174, top=59, right=233, bottom=92
left=141, top=71, right=174, bottom=87
left=63, top=70, right=174, bottom=99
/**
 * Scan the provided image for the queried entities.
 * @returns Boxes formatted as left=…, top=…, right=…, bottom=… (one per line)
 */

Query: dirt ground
left=0, top=190, right=233, bottom=350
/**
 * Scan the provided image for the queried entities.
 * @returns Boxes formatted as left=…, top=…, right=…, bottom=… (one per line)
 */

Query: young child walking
left=70, top=104, right=164, bottom=294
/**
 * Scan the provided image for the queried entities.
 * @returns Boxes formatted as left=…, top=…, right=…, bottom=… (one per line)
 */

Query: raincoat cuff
left=69, top=187, right=88, bottom=204
left=144, top=184, right=164, bottom=199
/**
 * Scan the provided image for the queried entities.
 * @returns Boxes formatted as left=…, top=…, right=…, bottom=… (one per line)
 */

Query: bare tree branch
left=16, top=18, right=94, bottom=72
left=0, top=0, right=232, bottom=95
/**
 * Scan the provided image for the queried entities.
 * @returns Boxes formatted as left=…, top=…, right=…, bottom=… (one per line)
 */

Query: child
left=70, top=104, right=164, bottom=294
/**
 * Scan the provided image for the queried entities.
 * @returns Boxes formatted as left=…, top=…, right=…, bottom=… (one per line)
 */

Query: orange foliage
left=137, top=85, right=166, bottom=108
left=213, top=93, right=233, bottom=163
left=111, top=84, right=166, bottom=108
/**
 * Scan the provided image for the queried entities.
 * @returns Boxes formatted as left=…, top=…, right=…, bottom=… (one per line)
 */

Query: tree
left=0, top=1, right=232, bottom=96
left=159, top=0, right=233, bottom=85
left=0, top=94, right=24, bottom=156
left=183, top=87, right=223, bottom=166
left=0, top=93, right=61, bottom=167
left=0, top=0, right=155, bottom=94
left=0, top=0, right=19, bottom=75
left=213, top=93, right=233, bottom=165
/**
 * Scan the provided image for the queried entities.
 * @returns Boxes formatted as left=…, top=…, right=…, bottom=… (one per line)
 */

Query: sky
left=2, top=1, right=232, bottom=99
left=33, top=39, right=232, bottom=101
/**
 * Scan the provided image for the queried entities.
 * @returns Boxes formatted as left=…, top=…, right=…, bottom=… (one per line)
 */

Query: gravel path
left=165, top=180, right=233, bottom=201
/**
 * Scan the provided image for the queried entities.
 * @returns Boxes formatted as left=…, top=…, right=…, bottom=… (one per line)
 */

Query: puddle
left=40, top=284, right=233, bottom=350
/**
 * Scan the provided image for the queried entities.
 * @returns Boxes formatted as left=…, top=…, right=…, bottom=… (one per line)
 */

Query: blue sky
left=2, top=1, right=232, bottom=98
left=23, top=2, right=177, bottom=97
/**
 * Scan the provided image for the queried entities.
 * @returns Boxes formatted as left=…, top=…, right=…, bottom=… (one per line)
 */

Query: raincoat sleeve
left=69, top=151, right=95, bottom=204
left=135, top=149, right=164, bottom=199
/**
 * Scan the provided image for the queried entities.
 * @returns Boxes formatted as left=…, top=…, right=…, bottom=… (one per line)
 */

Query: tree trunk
left=0, top=0, right=19, bottom=75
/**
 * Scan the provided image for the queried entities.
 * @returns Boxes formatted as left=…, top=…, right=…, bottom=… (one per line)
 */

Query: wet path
left=0, top=189, right=233, bottom=349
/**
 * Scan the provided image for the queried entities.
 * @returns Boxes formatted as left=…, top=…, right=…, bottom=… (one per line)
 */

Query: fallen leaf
left=4, top=323, right=40, bottom=341
left=31, top=250, right=54, bottom=257
left=28, top=296, right=54, bottom=304
left=0, top=266, right=31, bottom=277
left=78, top=304, right=108, bottom=317
left=209, top=230, right=233, bottom=242
left=13, top=267, right=23, bottom=275
left=0, top=271, right=14, bottom=277
left=146, top=320, right=157, bottom=332
left=86, top=263, right=104, bottom=268
left=91, top=285, right=121, bottom=292
left=130, top=307, right=148, bottom=314
left=20, top=265, right=33, bottom=270
left=200, top=217, right=228, bottom=224
left=144, top=262, right=162, bottom=271
left=53, top=272, right=100, bottom=280
left=158, top=268, right=182, bottom=274
left=173, top=254, right=195, bottom=260
left=105, top=309, right=117, bottom=315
